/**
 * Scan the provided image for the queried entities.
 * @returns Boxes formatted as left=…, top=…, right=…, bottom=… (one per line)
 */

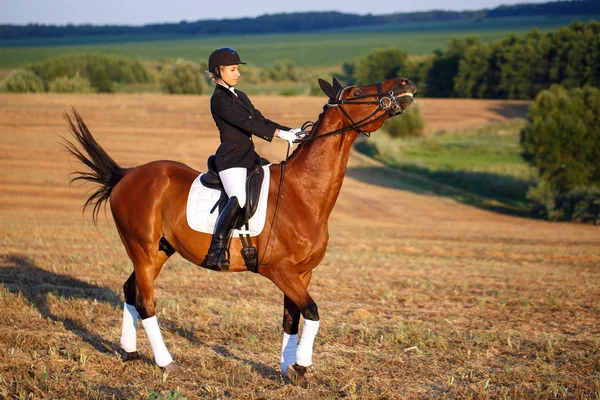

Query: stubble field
left=0, top=93, right=599, bottom=399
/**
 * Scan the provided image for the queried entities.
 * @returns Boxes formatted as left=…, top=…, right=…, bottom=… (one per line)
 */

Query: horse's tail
left=62, top=109, right=127, bottom=224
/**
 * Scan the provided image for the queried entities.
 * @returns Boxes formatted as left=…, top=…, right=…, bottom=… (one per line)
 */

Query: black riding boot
left=203, top=196, right=242, bottom=270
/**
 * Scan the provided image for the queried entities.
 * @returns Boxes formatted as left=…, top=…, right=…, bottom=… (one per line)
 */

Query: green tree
left=355, top=47, right=407, bottom=85
left=382, top=102, right=424, bottom=138
left=336, top=62, right=356, bottom=86
left=159, top=60, right=204, bottom=94
left=454, top=42, right=492, bottom=98
left=499, top=30, right=552, bottom=99
left=585, top=22, right=600, bottom=88
left=521, top=85, right=600, bottom=192
left=423, top=37, right=479, bottom=98
left=403, top=56, right=433, bottom=97
left=0, top=69, right=44, bottom=92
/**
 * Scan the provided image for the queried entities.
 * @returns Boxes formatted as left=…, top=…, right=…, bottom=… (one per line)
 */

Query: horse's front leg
left=273, top=269, right=318, bottom=386
left=280, top=295, right=300, bottom=374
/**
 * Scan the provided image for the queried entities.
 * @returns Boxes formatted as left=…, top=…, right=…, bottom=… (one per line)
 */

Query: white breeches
left=219, top=167, right=247, bottom=208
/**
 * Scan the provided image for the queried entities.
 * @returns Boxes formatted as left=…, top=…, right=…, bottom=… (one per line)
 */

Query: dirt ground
left=0, top=93, right=598, bottom=399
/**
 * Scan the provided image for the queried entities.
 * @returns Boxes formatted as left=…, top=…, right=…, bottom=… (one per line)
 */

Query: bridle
left=298, top=81, right=412, bottom=142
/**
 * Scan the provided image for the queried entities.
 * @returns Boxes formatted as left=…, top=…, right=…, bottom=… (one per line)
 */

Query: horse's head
left=317, top=76, right=417, bottom=134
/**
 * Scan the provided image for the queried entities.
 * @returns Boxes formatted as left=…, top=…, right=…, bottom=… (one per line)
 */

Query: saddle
left=199, top=155, right=269, bottom=273
left=200, top=155, right=269, bottom=227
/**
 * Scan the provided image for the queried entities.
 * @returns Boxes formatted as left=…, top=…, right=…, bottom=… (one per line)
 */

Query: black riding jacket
left=210, top=84, right=290, bottom=172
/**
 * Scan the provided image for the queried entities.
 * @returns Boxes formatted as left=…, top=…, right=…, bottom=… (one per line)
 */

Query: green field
left=1, top=15, right=597, bottom=69
left=355, top=120, right=538, bottom=213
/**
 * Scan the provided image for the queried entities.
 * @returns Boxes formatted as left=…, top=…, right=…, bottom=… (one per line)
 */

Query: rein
left=258, top=81, right=407, bottom=267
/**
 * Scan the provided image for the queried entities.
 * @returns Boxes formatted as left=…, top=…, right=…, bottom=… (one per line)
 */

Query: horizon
left=3, top=0, right=553, bottom=26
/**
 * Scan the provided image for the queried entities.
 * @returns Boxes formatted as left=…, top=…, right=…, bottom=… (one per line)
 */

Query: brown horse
left=63, top=76, right=416, bottom=385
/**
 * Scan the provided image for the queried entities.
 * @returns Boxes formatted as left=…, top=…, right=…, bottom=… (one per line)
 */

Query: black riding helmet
left=208, top=47, right=246, bottom=78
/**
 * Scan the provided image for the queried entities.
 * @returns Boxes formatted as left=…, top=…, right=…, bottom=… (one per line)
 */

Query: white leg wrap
left=280, top=333, right=298, bottom=376
left=120, top=303, right=138, bottom=352
left=296, top=319, right=320, bottom=367
left=141, top=316, right=173, bottom=367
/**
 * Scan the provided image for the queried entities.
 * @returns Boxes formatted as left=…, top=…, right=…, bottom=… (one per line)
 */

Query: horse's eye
left=354, top=90, right=362, bottom=97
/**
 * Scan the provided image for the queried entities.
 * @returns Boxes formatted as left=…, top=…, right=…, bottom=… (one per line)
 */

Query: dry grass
left=0, top=93, right=599, bottom=399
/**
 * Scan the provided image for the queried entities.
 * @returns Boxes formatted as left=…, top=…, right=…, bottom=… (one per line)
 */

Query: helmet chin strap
left=215, top=69, right=235, bottom=89
left=220, top=79, right=235, bottom=89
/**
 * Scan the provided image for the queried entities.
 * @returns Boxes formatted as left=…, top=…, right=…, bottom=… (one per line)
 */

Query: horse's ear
left=318, top=78, right=336, bottom=100
left=332, top=76, right=342, bottom=94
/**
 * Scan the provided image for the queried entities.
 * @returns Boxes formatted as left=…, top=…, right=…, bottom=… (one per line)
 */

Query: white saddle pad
left=186, top=166, right=271, bottom=237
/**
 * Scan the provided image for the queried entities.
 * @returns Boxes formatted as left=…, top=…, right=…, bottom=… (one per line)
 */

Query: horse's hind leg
left=121, top=271, right=141, bottom=361
left=117, top=227, right=180, bottom=372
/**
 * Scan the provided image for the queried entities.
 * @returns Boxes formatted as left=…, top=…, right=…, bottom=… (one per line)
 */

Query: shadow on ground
left=212, top=345, right=281, bottom=381
left=346, top=162, right=536, bottom=219
left=0, top=254, right=123, bottom=354
left=490, top=103, right=529, bottom=119
left=0, top=254, right=280, bottom=382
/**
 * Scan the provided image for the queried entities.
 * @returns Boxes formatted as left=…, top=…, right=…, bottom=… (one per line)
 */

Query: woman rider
left=204, top=47, right=300, bottom=270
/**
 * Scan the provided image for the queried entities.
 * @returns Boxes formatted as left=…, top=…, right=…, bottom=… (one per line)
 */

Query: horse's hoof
left=286, top=363, right=308, bottom=387
left=163, top=362, right=183, bottom=374
left=124, top=351, right=141, bottom=362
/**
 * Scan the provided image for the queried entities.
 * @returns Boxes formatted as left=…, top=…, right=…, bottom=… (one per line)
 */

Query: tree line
left=340, top=21, right=600, bottom=101
left=1, top=0, right=598, bottom=40
left=3, top=21, right=598, bottom=100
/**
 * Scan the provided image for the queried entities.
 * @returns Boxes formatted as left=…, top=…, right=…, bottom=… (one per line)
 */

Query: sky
left=3, top=0, right=554, bottom=26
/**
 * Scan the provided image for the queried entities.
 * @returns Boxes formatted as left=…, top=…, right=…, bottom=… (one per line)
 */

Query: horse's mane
left=284, top=104, right=330, bottom=163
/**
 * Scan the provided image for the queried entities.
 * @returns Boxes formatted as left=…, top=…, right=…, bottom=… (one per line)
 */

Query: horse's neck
left=285, top=110, right=359, bottom=221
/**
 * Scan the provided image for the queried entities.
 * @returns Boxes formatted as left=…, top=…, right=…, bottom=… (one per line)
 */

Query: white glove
left=278, top=129, right=300, bottom=146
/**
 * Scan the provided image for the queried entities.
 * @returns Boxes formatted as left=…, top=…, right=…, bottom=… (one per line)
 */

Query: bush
left=279, top=87, right=301, bottom=96
left=309, top=79, right=324, bottom=96
left=520, top=85, right=600, bottom=192
left=159, top=60, right=204, bottom=94
left=48, top=76, right=93, bottom=93
left=0, top=69, right=44, bottom=92
left=239, top=65, right=262, bottom=85
left=527, top=180, right=600, bottom=223
left=381, top=102, right=424, bottom=138
left=265, top=60, right=298, bottom=82
left=356, top=47, right=407, bottom=85
left=27, top=53, right=153, bottom=93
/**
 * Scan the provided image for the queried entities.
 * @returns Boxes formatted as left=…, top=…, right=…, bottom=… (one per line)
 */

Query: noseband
left=335, top=82, right=403, bottom=115
left=299, top=82, right=408, bottom=142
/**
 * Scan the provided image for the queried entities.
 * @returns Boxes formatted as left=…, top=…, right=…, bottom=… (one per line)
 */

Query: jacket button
left=249, top=138, right=252, bottom=141
left=249, top=116, right=252, bottom=119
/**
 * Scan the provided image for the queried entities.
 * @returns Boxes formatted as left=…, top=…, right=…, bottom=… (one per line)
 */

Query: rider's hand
left=277, top=130, right=299, bottom=146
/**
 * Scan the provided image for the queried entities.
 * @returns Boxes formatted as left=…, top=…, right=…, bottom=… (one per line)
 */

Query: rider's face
left=220, top=65, right=240, bottom=86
